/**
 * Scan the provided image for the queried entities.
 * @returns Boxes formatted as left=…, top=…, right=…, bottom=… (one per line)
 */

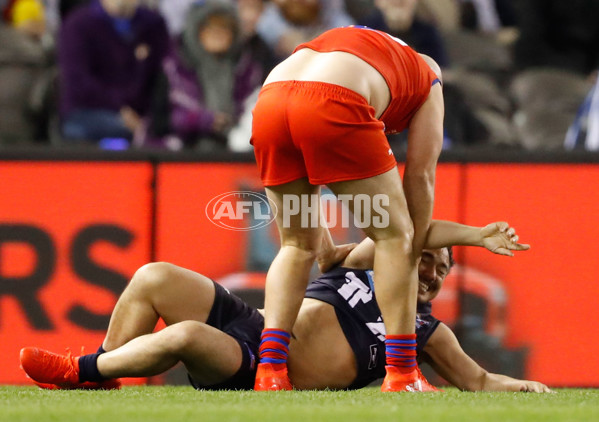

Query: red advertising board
left=155, top=162, right=264, bottom=277
left=0, top=159, right=597, bottom=387
left=460, top=164, right=599, bottom=387
left=0, top=161, right=153, bottom=384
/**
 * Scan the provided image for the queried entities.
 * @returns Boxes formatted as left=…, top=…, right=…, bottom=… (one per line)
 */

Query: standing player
left=250, top=25, right=444, bottom=391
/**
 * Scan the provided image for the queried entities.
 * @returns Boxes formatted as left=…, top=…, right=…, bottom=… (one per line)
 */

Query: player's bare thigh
left=143, top=263, right=215, bottom=325
left=127, top=262, right=217, bottom=324
left=103, top=263, right=217, bottom=349
left=288, top=299, right=357, bottom=389
left=175, top=322, right=244, bottom=386
left=265, top=179, right=321, bottom=248
left=327, top=167, right=413, bottom=240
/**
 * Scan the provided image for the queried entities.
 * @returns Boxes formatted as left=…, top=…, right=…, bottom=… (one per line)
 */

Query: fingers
left=507, top=235, right=531, bottom=251
left=317, top=243, right=358, bottom=273
left=505, top=226, right=531, bottom=251
left=520, top=382, right=554, bottom=393
left=533, top=383, right=553, bottom=393
left=530, top=384, right=542, bottom=393
left=495, top=221, right=509, bottom=232
left=484, top=222, right=531, bottom=255
left=338, top=242, right=359, bottom=252
left=493, top=247, right=514, bottom=257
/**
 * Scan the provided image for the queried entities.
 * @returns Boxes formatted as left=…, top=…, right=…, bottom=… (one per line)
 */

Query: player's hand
left=480, top=222, right=530, bottom=256
left=317, top=243, right=358, bottom=273
left=518, top=380, right=553, bottom=393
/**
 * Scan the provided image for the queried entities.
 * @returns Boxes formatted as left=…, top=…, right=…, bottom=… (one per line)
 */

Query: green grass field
left=2, top=386, right=599, bottom=422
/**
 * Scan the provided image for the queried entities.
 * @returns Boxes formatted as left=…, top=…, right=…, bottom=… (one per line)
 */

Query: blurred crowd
left=0, top=0, right=598, bottom=152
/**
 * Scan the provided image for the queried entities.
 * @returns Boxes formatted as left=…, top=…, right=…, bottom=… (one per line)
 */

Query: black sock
left=78, top=354, right=105, bottom=382
left=96, top=345, right=106, bottom=354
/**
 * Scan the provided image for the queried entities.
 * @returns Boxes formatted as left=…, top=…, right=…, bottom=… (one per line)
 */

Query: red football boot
left=381, top=365, right=441, bottom=392
left=32, top=379, right=122, bottom=390
left=20, top=347, right=121, bottom=390
left=20, top=347, right=80, bottom=387
left=254, top=363, right=293, bottom=391
left=415, top=366, right=443, bottom=392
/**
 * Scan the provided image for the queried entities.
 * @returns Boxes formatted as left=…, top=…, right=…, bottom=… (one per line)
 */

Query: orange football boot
left=32, top=379, right=122, bottom=390
left=381, top=365, right=441, bottom=392
left=254, top=363, right=293, bottom=391
left=20, top=347, right=121, bottom=390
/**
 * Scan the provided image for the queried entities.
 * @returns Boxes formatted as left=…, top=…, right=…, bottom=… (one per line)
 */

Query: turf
left=1, top=386, right=598, bottom=422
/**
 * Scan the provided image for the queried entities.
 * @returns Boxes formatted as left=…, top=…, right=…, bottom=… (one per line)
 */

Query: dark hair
left=446, top=246, right=455, bottom=269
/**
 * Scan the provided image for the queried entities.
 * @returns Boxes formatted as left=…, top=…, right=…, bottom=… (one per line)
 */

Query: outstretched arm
left=423, top=323, right=552, bottom=393
left=341, top=220, right=529, bottom=270
left=425, top=220, right=530, bottom=255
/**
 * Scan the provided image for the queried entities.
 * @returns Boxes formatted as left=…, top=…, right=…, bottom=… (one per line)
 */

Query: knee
left=367, top=217, right=414, bottom=246
left=383, top=232, right=414, bottom=252
left=368, top=224, right=416, bottom=260
left=129, top=262, right=177, bottom=295
left=280, top=241, right=319, bottom=262
left=279, top=228, right=326, bottom=261
left=160, top=321, right=204, bottom=354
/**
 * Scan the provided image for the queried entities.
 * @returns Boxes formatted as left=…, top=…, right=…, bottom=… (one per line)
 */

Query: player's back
left=263, top=26, right=438, bottom=134
left=264, top=46, right=391, bottom=120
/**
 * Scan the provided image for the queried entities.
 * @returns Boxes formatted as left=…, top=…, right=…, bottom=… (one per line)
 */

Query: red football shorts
left=251, top=81, right=397, bottom=186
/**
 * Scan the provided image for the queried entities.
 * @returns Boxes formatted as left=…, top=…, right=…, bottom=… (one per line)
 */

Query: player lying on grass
left=20, top=220, right=550, bottom=393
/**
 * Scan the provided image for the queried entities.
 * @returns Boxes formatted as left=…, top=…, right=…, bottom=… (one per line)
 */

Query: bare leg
left=329, top=167, right=418, bottom=335
left=102, top=262, right=216, bottom=351
left=97, top=321, right=242, bottom=385
left=21, top=263, right=244, bottom=388
left=98, top=263, right=244, bottom=385
left=263, top=179, right=322, bottom=331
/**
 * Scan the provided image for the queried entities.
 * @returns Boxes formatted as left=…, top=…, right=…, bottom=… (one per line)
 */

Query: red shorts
left=251, top=81, right=397, bottom=186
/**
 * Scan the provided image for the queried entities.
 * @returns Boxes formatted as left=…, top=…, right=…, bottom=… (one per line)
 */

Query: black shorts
left=305, top=283, right=386, bottom=389
left=334, top=305, right=386, bottom=389
left=188, top=282, right=264, bottom=390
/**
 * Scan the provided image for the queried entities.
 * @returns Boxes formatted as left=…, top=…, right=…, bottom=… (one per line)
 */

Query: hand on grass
left=518, top=380, right=553, bottom=393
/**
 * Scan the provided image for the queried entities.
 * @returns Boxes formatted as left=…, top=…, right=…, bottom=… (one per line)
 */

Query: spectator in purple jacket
left=58, top=0, right=169, bottom=145
left=140, top=0, right=275, bottom=151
